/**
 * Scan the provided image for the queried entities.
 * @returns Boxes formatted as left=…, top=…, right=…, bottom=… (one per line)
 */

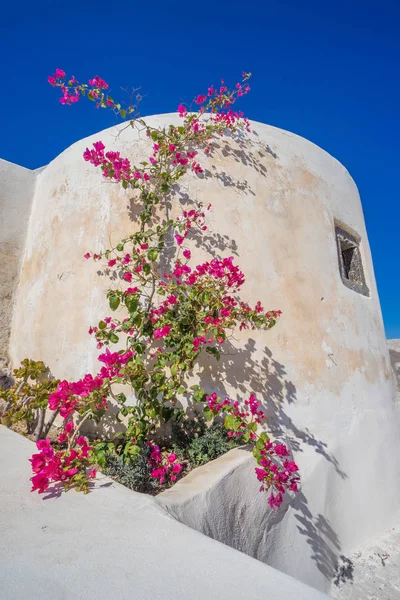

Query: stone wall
left=0, top=159, right=36, bottom=386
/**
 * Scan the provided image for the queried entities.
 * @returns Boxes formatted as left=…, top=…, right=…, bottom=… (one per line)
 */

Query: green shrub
left=186, top=423, right=243, bottom=466
left=102, top=446, right=159, bottom=494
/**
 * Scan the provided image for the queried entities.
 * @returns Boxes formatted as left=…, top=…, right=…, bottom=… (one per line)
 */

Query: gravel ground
left=330, top=524, right=400, bottom=600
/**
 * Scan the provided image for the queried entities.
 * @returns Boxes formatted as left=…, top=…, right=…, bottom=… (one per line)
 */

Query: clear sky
left=1, top=0, right=399, bottom=337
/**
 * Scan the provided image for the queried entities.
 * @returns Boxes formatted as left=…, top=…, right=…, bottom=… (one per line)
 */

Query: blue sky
left=1, top=0, right=399, bottom=337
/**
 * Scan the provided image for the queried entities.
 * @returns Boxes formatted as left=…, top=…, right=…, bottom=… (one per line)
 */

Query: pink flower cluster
left=88, top=76, right=108, bottom=89
left=150, top=138, right=204, bottom=177
left=206, top=392, right=266, bottom=438
left=153, top=325, right=171, bottom=339
left=83, top=141, right=156, bottom=185
left=48, top=373, right=106, bottom=418
left=185, top=256, right=245, bottom=289
left=255, top=440, right=300, bottom=509
left=212, top=109, right=251, bottom=134
left=47, top=68, right=80, bottom=105
left=83, top=142, right=147, bottom=184
left=98, top=348, right=134, bottom=377
left=48, top=69, right=112, bottom=107
left=30, top=437, right=95, bottom=494
left=147, top=443, right=183, bottom=484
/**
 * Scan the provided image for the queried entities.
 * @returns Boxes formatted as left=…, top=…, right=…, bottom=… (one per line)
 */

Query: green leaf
left=109, top=332, right=119, bottom=344
left=117, top=393, right=127, bottom=404
left=116, top=243, right=124, bottom=252
left=203, top=407, right=213, bottom=421
left=109, top=294, right=120, bottom=311
left=224, top=414, right=235, bottom=430
left=256, top=435, right=269, bottom=450
left=147, top=248, right=159, bottom=262
left=125, top=297, right=139, bottom=313
left=193, top=388, right=206, bottom=403
left=120, top=109, right=127, bottom=119
left=206, top=346, right=221, bottom=360
left=95, top=450, right=106, bottom=467
left=247, top=422, right=258, bottom=432
left=98, top=320, right=107, bottom=330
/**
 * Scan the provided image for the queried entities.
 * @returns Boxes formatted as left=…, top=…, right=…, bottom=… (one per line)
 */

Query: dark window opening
left=335, top=225, right=369, bottom=297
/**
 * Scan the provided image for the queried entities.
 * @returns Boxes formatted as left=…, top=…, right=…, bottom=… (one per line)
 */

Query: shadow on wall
left=195, top=338, right=351, bottom=585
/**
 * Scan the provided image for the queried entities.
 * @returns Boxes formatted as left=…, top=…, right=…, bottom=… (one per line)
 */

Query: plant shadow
left=190, top=337, right=349, bottom=584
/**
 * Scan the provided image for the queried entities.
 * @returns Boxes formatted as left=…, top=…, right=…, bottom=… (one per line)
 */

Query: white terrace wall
left=0, top=159, right=36, bottom=385
left=7, top=115, right=400, bottom=592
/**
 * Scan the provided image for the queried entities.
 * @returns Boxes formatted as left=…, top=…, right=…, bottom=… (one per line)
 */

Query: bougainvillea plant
left=4, top=68, right=300, bottom=506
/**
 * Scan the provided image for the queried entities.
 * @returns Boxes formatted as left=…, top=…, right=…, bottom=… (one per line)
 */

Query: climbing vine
left=2, top=68, right=299, bottom=509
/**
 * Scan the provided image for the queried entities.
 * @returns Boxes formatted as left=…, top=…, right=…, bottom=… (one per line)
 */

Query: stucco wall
left=8, top=115, right=400, bottom=592
left=388, top=339, right=400, bottom=400
left=0, top=159, right=36, bottom=386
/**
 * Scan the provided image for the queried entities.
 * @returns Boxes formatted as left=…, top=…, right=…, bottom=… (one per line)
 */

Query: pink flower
left=29, top=454, right=46, bottom=473
left=93, top=141, right=105, bottom=152
left=195, top=94, right=207, bottom=104
left=88, top=469, right=97, bottom=479
left=31, top=473, right=49, bottom=493
left=55, top=68, right=66, bottom=78
left=183, top=249, right=191, bottom=260
left=84, top=252, right=91, bottom=259
left=36, top=439, right=54, bottom=456
left=168, top=453, right=177, bottom=463
left=48, top=76, right=55, bottom=85
left=64, top=420, right=74, bottom=433
left=274, top=444, right=290, bottom=458
left=268, top=492, right=283, bottom=509
left=177, top=104, right=187, bottom=117
left=153, top=325, right=171, bottom=339
left=167, top=295, right=177, bottom=305
left=65, top=467, right=79, bottom=477
left=88, top=75, right=108, bottom=89
left=174, top=234, right=184, bottom=246
left=108, top=259, right=117, bottom=267
left=123, top=272, right=133, bottom=282
left=168, top=144, right=176, bottom=152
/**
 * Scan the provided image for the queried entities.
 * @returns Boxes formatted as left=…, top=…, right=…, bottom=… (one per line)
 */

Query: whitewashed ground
left=330, top=524, right=400, bottom=600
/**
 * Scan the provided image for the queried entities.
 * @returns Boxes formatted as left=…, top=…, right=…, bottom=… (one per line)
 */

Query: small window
left=335, top=225, right=369, bottom=296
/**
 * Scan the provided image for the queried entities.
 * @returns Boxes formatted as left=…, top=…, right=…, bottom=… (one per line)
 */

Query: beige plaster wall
left=0, top=159, right=36, bottom=386
left=8, top=115, right=400, bottom=591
